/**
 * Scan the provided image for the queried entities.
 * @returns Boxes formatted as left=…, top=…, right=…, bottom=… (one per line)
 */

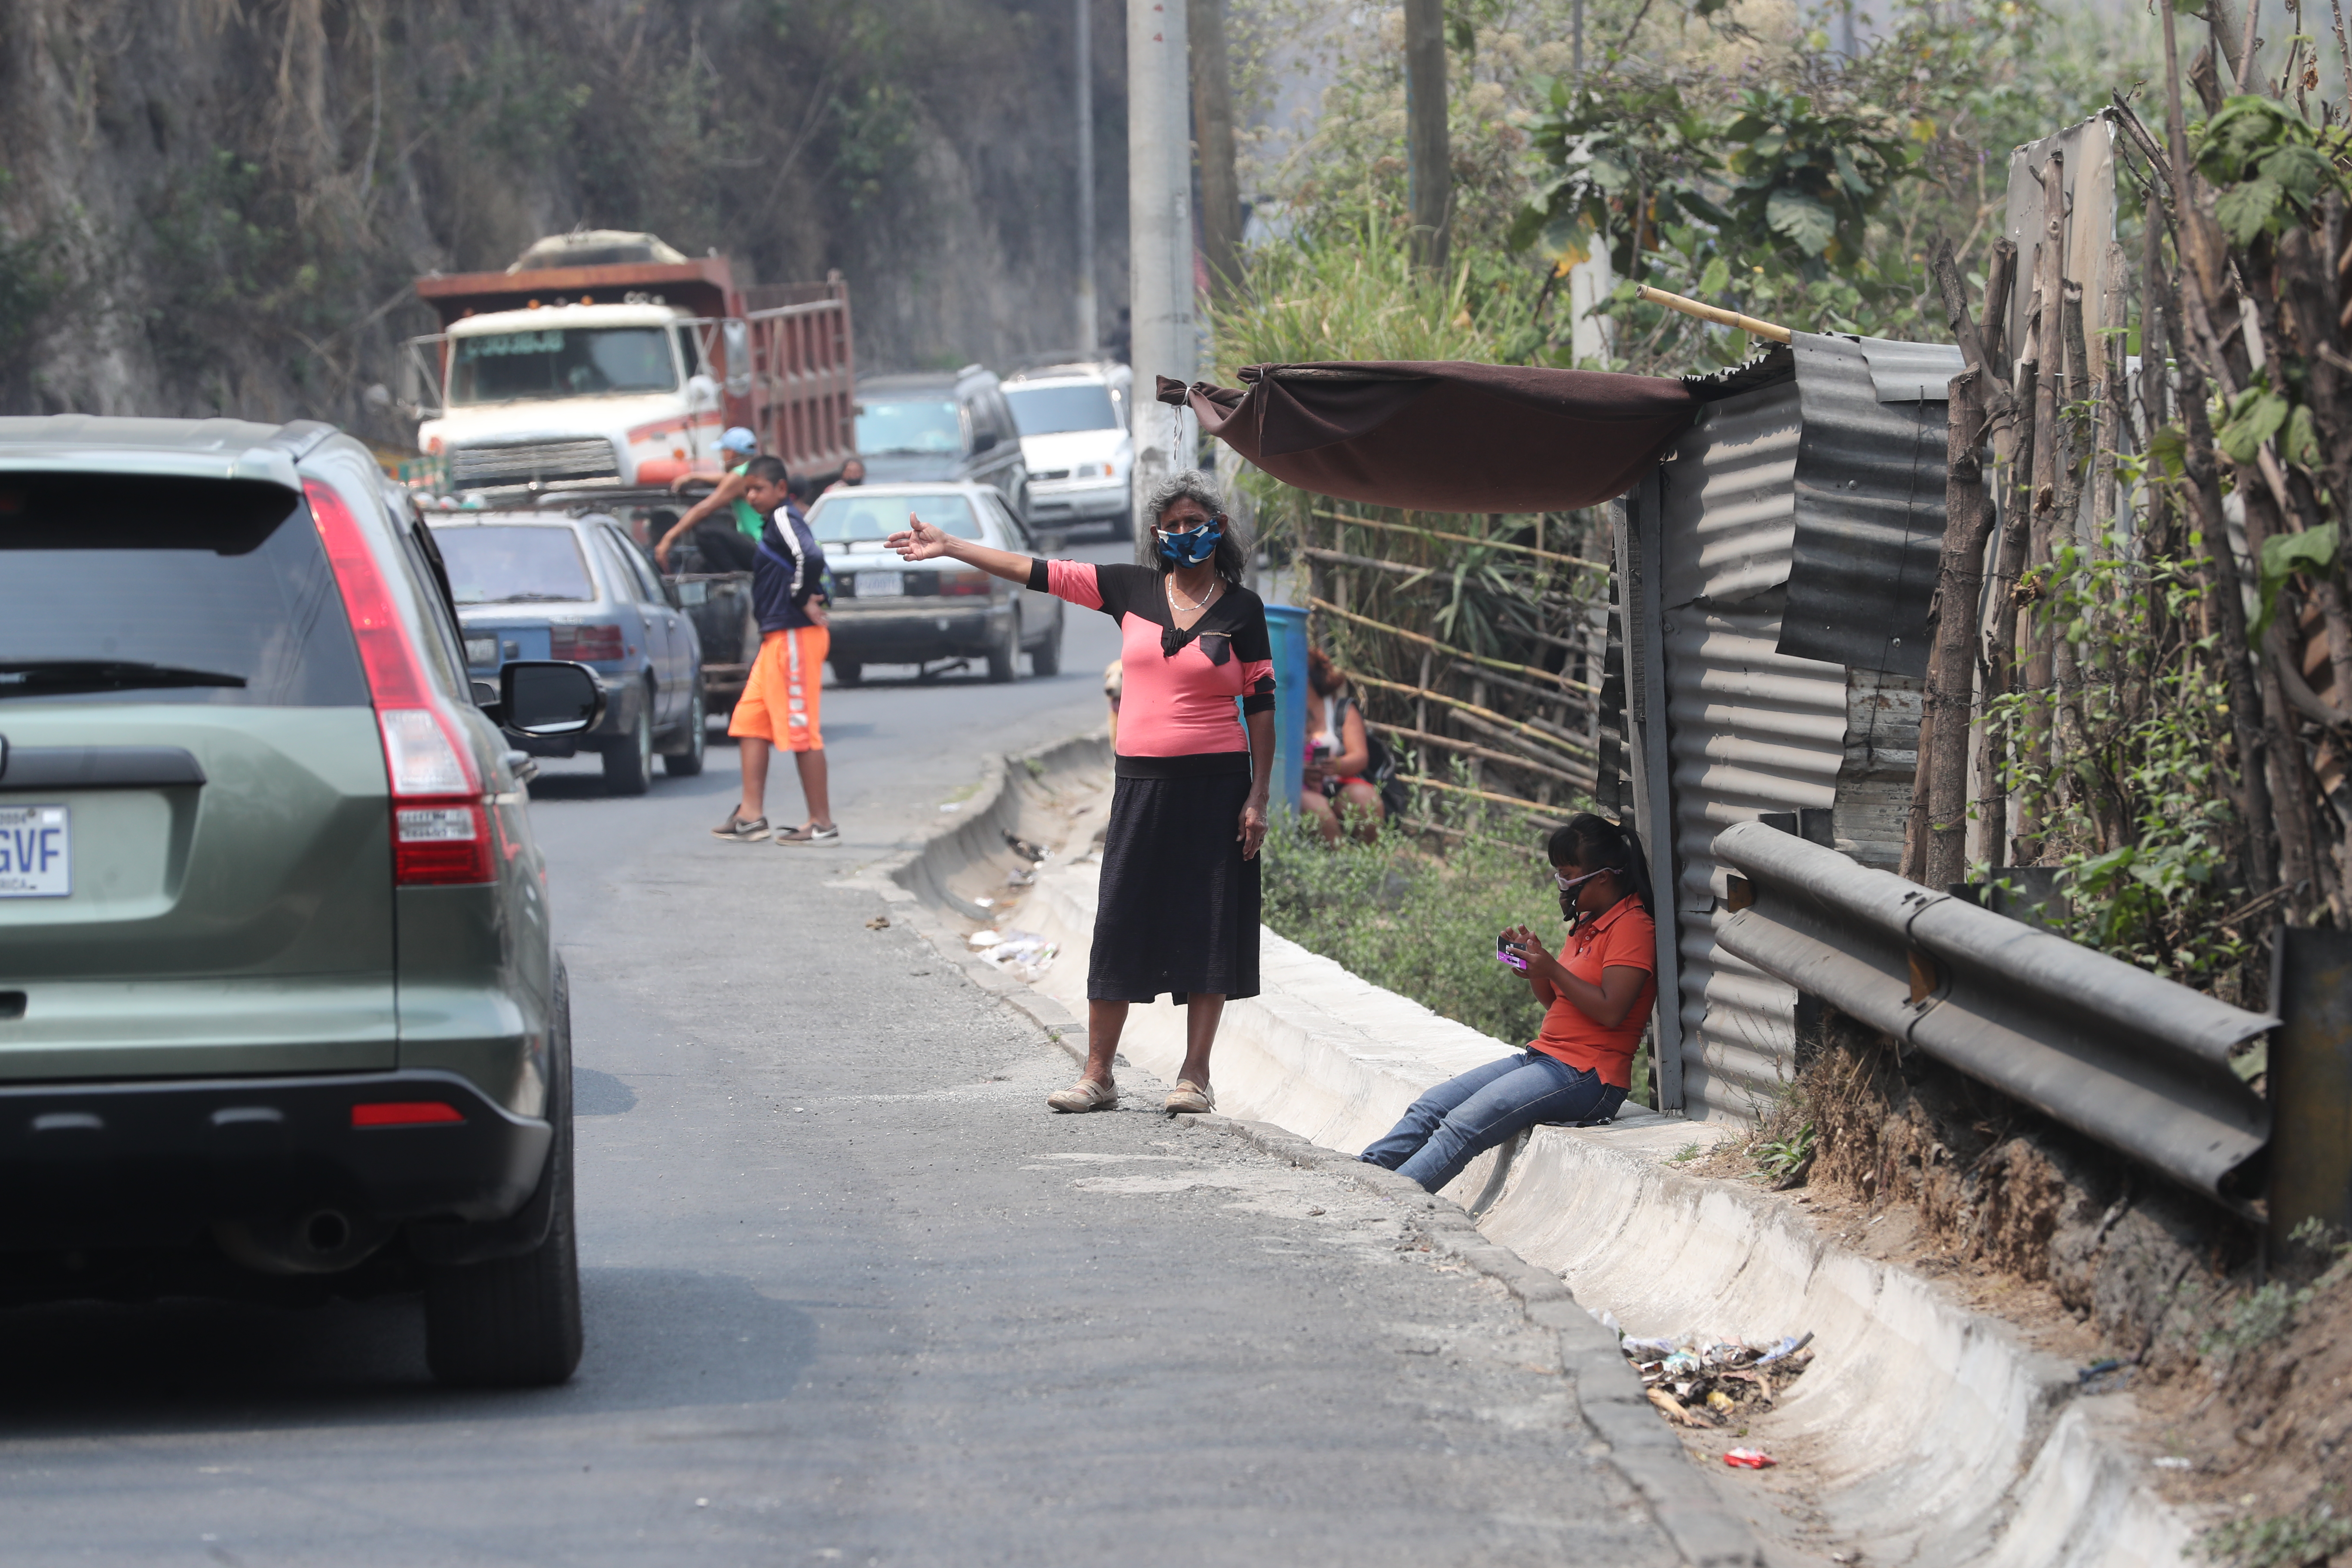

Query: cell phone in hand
left=1496, top=932, right=1529, bottom=972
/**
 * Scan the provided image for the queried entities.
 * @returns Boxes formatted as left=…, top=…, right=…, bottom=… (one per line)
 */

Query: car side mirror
left=972, top=429, right=999, bottom=454
left=502, top=661, right=605, bottom=736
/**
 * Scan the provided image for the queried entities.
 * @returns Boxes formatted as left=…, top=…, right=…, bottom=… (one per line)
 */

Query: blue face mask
left=1156, top=520, right=1222, bottom=567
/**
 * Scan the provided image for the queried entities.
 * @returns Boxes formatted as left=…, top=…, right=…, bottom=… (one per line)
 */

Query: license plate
left=0, top=804, right=69, bottom=897
left=855, top=571, right=903, bottom=598
left=464, top=637, right=498, bottom=666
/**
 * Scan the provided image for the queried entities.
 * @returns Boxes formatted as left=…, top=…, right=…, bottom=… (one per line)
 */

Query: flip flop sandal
left=1047, top=1079, right=1118, bottom=1113
left=1164, top=1080, right=1215, bottom=1114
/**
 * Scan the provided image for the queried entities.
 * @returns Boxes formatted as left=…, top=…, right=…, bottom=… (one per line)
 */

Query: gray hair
left=1145, top=469, right=1223, bottom=525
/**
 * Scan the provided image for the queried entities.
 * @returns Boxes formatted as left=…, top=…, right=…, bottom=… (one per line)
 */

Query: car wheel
left=603, top=696, right=653, bottom=795
left=424, top=965, right=583, bottom=1389
left=1030, top=618, right=1062, bottom=677
left=985, top=609, right=1020, bottom=683
left=663, top=682, right=706, bottom=777
left=831, top=659, right=863, bottom=687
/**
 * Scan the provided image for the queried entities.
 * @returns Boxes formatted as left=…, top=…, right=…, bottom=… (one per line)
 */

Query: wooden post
left=1403, top=0, right=1450, bottom=273
left=2018, top=167, right=2067, bottom=861
left=1912, top=371, right=1997, bottom=889
left=1981, top=355, right=2037, bottom=869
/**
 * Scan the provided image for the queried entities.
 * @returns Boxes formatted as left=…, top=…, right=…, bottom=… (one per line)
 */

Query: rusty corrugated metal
left=1780, top=333, right=1956, bottom=679
left=1659, top=377, right=1802, bottom=610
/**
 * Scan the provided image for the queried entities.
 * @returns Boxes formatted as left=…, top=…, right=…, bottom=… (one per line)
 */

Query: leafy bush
left=1260, top=807, right=1557, bottom=1053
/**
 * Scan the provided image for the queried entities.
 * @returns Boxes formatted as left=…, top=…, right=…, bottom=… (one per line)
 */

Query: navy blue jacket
left=752, top=505, right=828, bottom=633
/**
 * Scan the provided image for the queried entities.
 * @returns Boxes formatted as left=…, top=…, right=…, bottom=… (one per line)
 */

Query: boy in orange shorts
left=714, top=456, right=839, bottom=846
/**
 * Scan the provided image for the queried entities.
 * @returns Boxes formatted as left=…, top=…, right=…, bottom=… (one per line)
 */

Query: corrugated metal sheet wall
left=1652, top=379, right=1847, bottom=1120
left=1662, top=609, right=1850, bottom=1118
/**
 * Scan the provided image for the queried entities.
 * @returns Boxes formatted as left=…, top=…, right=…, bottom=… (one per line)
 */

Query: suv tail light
left=550, top=623, right=627, bottom=661
left=307, top=480, right=494, bottom=887
left=937, top=570, right=994, bottom=597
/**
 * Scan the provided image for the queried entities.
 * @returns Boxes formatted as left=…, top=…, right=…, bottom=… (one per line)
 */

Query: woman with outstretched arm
left=889, top=472, right=1274, bottom=1115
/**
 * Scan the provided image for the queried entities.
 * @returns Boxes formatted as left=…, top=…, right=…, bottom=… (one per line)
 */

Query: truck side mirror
left=972, top=430, right=999, bottom=454
left=501, top=661, right=606, bottom=736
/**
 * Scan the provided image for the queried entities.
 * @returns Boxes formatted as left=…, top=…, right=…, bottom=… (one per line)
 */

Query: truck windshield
left=807, top=493, right=979, bottom=544
left=429, top=526, right=598, bottom=603
left=1006, top=383, right=1119, bottom=435
left=855, top=400, right=963, bottom=455
left=447, top=328, right=678, bottom=405
left=0, top=475, right=368, bottom=707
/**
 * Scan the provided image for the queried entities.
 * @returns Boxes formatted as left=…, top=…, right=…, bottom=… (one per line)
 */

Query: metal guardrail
left=1709, top=819, right=2276, bottom=1210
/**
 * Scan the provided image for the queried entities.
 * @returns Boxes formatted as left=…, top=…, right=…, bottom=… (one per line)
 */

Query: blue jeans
left=1359, top=1051, right=1626, bottom=1193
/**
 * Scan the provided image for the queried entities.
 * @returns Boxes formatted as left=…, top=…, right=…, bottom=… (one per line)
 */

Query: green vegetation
left=2201, top=1501, right=2352, bottom=1568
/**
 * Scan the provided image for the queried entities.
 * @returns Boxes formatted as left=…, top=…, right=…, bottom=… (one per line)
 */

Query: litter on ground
left=1724, top=1449, right=1776, bottom=1469
left=1611, top=1326, right=1817, bottom=1428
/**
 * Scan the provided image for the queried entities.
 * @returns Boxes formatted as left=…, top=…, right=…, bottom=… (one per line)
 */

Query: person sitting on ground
left=1358, top=815, right=1655, bottom=1191
left=655, top=426, right=763, bottom=571
left=1300, top=648, right=1385, bottom=845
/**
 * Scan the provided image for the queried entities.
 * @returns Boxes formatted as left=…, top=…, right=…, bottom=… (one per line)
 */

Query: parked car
left=810, top=481, right=1063, bottom=683
left=427, top=510, right=705, bottom=794
left=0, top=414, right=607, bottom=1386
left=853, top=366, right=1031, bottom=522
left=1003, top=361, right=1134, bottom=538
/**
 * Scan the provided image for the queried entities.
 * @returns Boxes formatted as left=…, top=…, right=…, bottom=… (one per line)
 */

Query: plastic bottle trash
left=1753, top=1332, right=1816, bottom=1366
left=1724, top=1449, right=1776, bottom=1469
left=1620, top=1335, right=1679, bottom=1358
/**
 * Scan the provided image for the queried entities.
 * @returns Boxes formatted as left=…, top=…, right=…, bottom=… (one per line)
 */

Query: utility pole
left=1130, top=0, right=1195, bottom=504
left=1190, top=0, right=1242, bottom=301
left=1403, top=0, right=1450, bottom=272
left=1075, top=0, right=1098, bottom=353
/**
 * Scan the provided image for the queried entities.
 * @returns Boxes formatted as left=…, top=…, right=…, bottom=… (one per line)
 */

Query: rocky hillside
left=0, top=0, right=1128, bottom=444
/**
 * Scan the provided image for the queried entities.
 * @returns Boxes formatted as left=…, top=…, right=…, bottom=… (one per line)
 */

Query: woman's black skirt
left=1089, top=769, right=1260, bottom=1002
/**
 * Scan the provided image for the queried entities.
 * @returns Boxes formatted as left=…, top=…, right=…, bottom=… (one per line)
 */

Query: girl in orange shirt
left=1358, top=815, right=1657, bottom=1191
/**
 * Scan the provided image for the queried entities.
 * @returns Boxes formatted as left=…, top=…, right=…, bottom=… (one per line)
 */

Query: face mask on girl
left=1156, top=519, right=1222, bottom=567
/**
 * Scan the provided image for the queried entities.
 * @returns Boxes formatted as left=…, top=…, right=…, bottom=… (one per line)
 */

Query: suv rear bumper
left=0, top=1068, right=550, bottom=1250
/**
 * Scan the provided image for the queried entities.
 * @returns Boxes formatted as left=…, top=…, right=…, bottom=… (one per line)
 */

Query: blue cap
left=719, top=426, right=759, bottom=455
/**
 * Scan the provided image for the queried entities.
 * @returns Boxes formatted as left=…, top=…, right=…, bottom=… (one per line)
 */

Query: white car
left=1002, top=362, right=1134, bottom=538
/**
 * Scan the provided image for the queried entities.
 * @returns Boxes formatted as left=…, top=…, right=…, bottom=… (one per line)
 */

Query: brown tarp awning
left=1157, top=361, right=1698, bottom=513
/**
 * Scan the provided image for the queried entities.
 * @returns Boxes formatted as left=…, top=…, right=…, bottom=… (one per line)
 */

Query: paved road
left=0, top=538, right=1675, bottom=1566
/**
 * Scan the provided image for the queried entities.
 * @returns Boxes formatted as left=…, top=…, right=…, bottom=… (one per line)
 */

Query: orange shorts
left=729, top=625, right=828, bottom=751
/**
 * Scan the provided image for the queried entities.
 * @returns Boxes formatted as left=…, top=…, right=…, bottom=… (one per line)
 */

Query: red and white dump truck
left=404, top=230, right=856, bottom=493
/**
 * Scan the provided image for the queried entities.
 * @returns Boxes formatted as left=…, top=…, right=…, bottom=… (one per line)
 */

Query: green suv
left=0, top=416, right=606, bottom=1387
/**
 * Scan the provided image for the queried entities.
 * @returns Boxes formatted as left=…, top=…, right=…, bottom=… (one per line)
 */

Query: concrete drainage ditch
left=846, top=729, right=2200, bottom=1568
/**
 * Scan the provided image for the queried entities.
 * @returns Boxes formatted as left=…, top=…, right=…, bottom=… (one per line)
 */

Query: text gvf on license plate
left=0, top=804, right=69, bottom=897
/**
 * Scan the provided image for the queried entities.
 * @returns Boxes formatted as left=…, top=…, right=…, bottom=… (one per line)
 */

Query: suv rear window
left=431, top=524, right=597, bottom=604
left=0, top=474, right=368, bottom=707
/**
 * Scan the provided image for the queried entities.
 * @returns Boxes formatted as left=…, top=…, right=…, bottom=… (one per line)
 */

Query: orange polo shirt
left=1527, top=895, right=1657, bottom=1089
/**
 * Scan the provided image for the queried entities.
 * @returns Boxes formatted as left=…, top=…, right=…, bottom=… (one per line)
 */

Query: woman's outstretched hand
left=887, top=514, right=951, bottom=561
left=1238, top=799, right=1269, bottom=860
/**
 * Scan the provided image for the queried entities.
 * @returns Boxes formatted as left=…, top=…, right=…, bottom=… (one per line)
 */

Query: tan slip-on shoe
left=1164, top=1080, right=1214, bottom=1114
left=1047, top=1078, right=1118, bottom=1113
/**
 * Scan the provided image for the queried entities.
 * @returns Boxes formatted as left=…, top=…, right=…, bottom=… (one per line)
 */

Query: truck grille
left=447, top=437, right=620, bottom=487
